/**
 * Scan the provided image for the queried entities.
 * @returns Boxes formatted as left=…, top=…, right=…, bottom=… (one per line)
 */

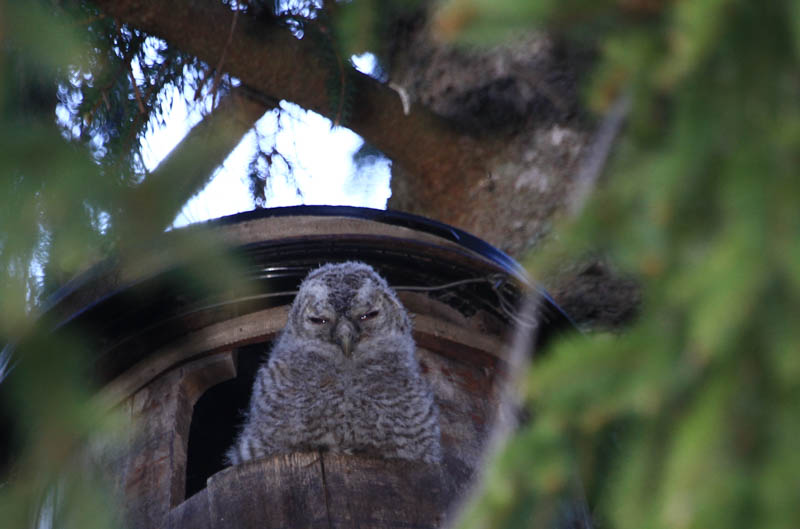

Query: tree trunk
left=385, top=14, right=592, bottom=257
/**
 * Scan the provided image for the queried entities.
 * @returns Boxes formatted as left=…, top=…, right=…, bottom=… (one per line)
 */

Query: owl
left=226, top=261, right=441, bottom=466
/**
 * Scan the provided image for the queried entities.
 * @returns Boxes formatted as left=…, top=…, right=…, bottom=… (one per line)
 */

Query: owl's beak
left=335, top=320, right=356, bottom=356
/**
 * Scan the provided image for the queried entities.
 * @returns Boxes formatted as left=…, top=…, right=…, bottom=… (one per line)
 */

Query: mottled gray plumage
left=226, top=262, right=441, bottom=465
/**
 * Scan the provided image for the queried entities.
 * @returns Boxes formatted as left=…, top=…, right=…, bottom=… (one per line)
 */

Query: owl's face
left=287, top=262, right=411, bottom=361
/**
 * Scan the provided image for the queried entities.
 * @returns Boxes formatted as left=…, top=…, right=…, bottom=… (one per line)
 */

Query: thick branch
left=90, top=0, right=488, bottom=213
left=122, top=87, right=271, bottom=236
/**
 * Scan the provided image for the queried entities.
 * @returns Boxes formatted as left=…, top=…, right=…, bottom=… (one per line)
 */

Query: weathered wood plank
left=123, top=367, right=185, bottom=529
left=180, top=352, right=238, bottom=407
left=84, top=396, right=133, bottom=514
left=97, top=309, right=286, bottom=408
left=164, top=489, right=212, bottom=529
left=321, top=453, right=452, bottom=529
left=180, top=452, right=456, bottom=529
left=413, top=314, right=508, bottom=365
left=418, top=346, right=498, bottom=490
left=206, top=452, right=329, bottom=529
left=120, top=352, right=238, bottom=528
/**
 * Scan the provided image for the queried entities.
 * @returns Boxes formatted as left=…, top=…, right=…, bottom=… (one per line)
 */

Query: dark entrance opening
left=185, top=341, right=270, bottom=499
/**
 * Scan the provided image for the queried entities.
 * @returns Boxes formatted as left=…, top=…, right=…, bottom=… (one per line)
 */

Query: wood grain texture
left=169, top=452, right=452, bottom=529
left=123, top=366, right=185, bottom=528
left=165, top=489, right=212, bottom=529
left=321, top=453, right=451, bottom=529
left=207, top=452, right=329, bottom=529
left=118, top=352, right=237, bottom=527
left=97, top=310, right=284, bottom=408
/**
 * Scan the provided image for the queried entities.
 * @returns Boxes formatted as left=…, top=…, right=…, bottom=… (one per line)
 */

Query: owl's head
left=286, top=262, right=412, bottom=360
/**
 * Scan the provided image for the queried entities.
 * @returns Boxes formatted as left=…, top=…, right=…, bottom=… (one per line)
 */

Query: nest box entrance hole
left=184, top=342, right=269, bottom=499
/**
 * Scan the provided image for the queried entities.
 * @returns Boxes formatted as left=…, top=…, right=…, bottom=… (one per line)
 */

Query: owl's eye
left=359, top=310, right=380, bottom=321
left=308, top=316, right=328, bottom=325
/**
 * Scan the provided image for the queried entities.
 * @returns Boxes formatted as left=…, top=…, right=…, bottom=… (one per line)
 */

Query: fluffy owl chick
left=226, top=261, right=441, bottom=466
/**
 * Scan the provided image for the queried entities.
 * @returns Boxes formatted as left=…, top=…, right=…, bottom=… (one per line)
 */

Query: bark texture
left=386, top=15, right=592, bottom=256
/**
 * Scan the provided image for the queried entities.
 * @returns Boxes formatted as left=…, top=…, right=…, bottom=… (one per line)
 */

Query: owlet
left=226, top=261, right=441, bottom=465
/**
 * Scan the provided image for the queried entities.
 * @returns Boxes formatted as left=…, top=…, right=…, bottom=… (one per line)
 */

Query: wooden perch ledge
left=167, top=452, right=454, bottom=529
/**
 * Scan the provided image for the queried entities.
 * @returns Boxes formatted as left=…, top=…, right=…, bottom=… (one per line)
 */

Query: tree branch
left=122, top=87, right=273, bottom=237
left=90, top=0, right=488, bottom=210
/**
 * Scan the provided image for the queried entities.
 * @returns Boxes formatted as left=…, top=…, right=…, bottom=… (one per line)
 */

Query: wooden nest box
left=11, top=207, right=573, bottom=529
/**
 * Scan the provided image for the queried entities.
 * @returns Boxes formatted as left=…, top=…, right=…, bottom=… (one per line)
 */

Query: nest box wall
left=18, top=207, right=573, bottom=529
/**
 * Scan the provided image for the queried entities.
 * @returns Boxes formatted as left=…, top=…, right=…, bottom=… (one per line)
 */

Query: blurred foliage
left=1, top=2, right=248, bottom=528
left=0, top=328, right=125, bottom=529
left=441, top=0, right=800, bottom=528
left=1, top=1, right=110, bottom=334
left=3, top=1, right=800, bottom=529
left=332, top=0, right=422, bottom=62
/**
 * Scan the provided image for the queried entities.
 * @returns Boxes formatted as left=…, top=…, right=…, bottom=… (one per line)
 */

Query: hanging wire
left=393, top=273, right=536, bottom=327
left=185, top=273, right=527, bottom=322
left=392, top=277, right=492, bottom=293
left=244, top=267, right=535, bottom=326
